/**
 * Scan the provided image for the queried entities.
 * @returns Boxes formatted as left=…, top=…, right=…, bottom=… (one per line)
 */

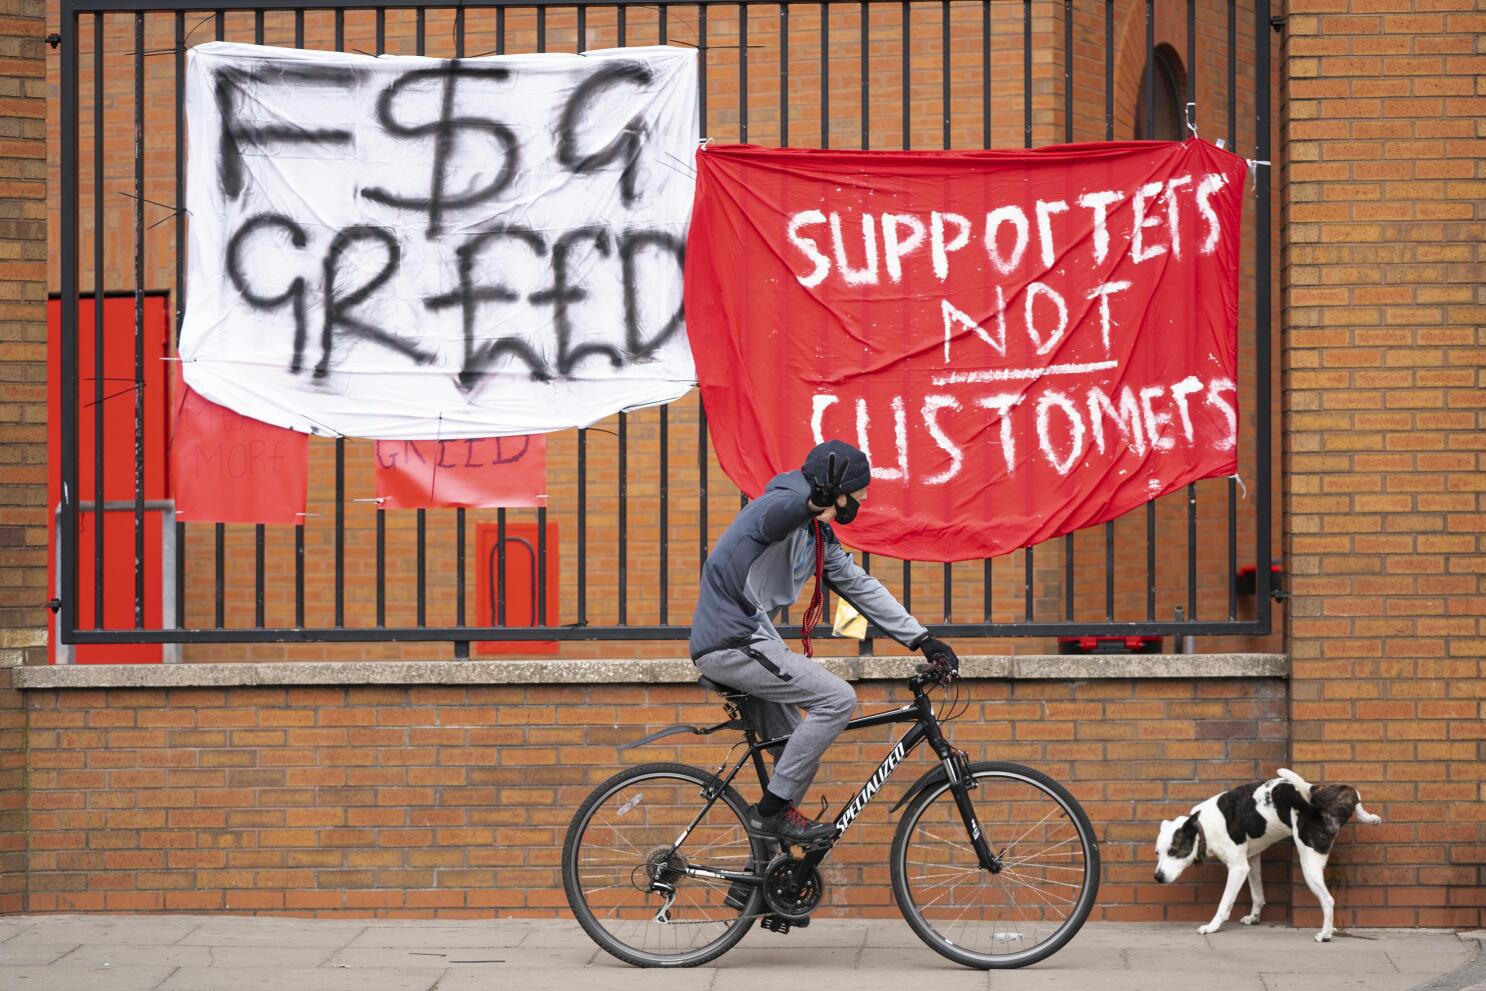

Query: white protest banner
left=181, top=42, right=697, bottom=439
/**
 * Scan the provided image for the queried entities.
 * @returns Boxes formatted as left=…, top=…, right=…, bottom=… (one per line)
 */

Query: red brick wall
left=1282, top=0, right=1486, bottom=931
left=0, top=0, right=48, bottom=916
left=20, top=676, right=1288, bottom=919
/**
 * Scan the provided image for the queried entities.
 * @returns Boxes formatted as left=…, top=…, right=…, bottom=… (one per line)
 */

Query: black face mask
left=834, top=493, right=861, bottom=525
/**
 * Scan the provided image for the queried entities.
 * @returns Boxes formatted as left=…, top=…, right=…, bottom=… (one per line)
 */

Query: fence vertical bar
left=942, top=0, right=950, bottom=150
left=1255, top=0, right=1273, bottom=627
left=1104, top=0, right=1115, bottom=625
left=213, top=11, right=229, bottom=627
left=457, top=508, right=466, bottom=625
left=820, top=1, right=828, bottom=148
left=739, top=4, right=747, bottom=142
left=860, top=1, right=868, bottom=149
left=497, top=507, right=507, bottom=625
left=1146, top=501, right=1156, bottom=622
left=295, top=8, right=303, bottom=46
left=981, top=0, right=989, bottom=149
left=254, top=8, right=262, bottom=42
left=295, top=520, right=304, bottom=626
left=901, top=0, right=909, bottom=150
left=779, top=3, right=787, bottom=145
left=1144, top=0, right=1154, bottom=136
left=456, top=4, right=464, bottom=56
left=617, top=3, right=625, bottom=45
left=92, top=12, right=104, bottom=631
left=60, top=0, right=80, bottom=646
left=133, top=11, right=146, bottom=627
left=1063, top=0, right=1072, bottom=142
left=619, top=411, right=628, bottom=625
left=417, top=508, right=426, bottom=626
left=1062, top=0, right=1074, bottom=621
left=215, top=524, right=225, bottom=628
left=174, top=10, right=185, bottom=628
left=574, top=428, right=582, bottom=625
left=255, top=525, right=265, bottom=626
left=376, top=7, right=384, bottom=53
left=697, top=3, right=709, bottom=570
left=1227, top=0, right=1237, bottom=622
left=376, top=505, right=385, bottom=626
left=659, top=408, right=669, bottom=625
left=336, top=437, right=345, bottom=626
left=1025, top=545, right=1034, bottom=622
left=1023, top=0, right=1031, bottom=148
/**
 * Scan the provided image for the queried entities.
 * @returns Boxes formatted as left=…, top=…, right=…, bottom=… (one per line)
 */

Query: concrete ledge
left=13, top=653, right=1287, bottom=689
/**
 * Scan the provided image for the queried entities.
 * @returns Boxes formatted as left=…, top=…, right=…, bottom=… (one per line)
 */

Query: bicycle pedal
left=760, top=914, right=792, bottom=934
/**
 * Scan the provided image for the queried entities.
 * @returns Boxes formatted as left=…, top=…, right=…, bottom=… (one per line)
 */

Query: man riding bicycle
left=690, top=439, right=961, bottom=846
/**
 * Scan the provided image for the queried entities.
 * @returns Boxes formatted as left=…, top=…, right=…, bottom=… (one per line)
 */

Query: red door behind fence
left=46, top=294, right=171, bottom=663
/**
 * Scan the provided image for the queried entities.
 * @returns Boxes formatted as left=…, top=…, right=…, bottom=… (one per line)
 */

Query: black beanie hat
left=802, top=440, right=872, bottom=494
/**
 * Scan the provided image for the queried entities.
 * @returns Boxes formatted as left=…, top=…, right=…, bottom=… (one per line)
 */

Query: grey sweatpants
left=694, top=638, right=857, bottom=804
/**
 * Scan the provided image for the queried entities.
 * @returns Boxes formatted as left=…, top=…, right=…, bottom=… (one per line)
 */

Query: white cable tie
left=699, top=136, right=713, bottom=149
left=1215, top=137, right=1226, bottom=150
left=295, top=512, right=321, bottom=518
left=1184, top=101, right=1198, bottom=139
left=1231, top=473, right=1248, bottom=501
left=352, top=497, right=386, bottom=505
left=1245, top=159, right=1271, bottom=192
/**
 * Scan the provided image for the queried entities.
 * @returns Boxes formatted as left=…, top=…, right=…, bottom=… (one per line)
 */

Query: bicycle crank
left=761, top=853, right=824, bottom=921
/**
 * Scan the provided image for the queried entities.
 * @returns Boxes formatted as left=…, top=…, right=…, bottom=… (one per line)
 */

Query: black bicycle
left=561, top=659, right=1099, bottom=969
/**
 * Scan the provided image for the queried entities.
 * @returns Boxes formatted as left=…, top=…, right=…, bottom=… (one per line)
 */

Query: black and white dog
left=1154, top=768, right=1382, bottom=942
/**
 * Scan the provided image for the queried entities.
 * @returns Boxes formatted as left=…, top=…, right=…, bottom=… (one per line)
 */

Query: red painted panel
left=46, top=294, right=171, bottom=663
left=474, top=522, right=559, bottom=657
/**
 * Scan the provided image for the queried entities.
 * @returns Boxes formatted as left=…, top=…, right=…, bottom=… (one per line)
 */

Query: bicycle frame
left=671, top=680, right=1002, bottom=894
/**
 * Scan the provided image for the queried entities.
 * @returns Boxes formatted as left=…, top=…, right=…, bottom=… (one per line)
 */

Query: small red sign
left=374, top=436, right=548, bottom=510
left=170, top=382, right=309, bottom=524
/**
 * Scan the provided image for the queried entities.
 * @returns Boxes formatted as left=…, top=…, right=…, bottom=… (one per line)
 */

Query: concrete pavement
left=0, top=915, right=1480, bottom=991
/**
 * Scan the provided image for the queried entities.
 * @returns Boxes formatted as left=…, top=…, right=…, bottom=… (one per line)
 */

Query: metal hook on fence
left=1231, top=473, right=1248, bottom=501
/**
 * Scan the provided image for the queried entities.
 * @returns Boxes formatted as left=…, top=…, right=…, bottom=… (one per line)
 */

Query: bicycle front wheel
left=562, top=762, right=768, bottom=968
left=890, top=761, right=1100, bottom=969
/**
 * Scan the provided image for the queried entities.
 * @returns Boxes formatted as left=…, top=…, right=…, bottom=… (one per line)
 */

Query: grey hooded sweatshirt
left=689, top=470, right=928, bottom=660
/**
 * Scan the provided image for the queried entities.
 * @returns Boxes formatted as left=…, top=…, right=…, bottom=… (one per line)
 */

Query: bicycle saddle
left=698, top=675, right=749, bottom=699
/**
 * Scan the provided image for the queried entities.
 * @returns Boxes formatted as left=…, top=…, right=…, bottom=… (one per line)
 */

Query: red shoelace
left=782, top=805, right=815, bottom=828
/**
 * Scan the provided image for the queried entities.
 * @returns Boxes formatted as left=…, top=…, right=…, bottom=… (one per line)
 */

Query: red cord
left=800, top=519, right=826, bottom=658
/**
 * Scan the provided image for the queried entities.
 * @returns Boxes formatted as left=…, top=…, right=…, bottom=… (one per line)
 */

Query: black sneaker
left=745, top=803, right=835, bottom=845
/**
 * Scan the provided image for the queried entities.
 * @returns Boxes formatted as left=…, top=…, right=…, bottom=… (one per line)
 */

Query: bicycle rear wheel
left=562, top=762, right=768, bottom=967
left=890, top=761, right=1100, bottom=969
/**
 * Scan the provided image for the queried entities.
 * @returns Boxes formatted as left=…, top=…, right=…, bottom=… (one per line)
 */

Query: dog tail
left=1353, top=788, right=1383, bottom=825
left=1277, top=768, right=1313, bottom=803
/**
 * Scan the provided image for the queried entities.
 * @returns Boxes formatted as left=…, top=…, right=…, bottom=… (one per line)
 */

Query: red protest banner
left=170, top=381, right=308, bottom=524
left=684, top=139, right=1246, bottom=562
left=374, top=436, right=547, bottom=510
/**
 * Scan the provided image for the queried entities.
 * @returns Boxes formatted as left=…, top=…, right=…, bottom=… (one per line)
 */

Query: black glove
left=916, top=635, right=960, bottom=675
left=806, top=452, right=849, bottom=512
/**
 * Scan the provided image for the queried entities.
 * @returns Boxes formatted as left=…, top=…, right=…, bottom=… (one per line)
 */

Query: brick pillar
left=0, top=0, right=48, bottom=913
left=1283, top=2, right=1485, bottom=929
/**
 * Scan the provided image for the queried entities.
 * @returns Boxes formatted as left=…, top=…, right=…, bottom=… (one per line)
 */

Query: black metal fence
left=55, top=0, right=1275, bottom=655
